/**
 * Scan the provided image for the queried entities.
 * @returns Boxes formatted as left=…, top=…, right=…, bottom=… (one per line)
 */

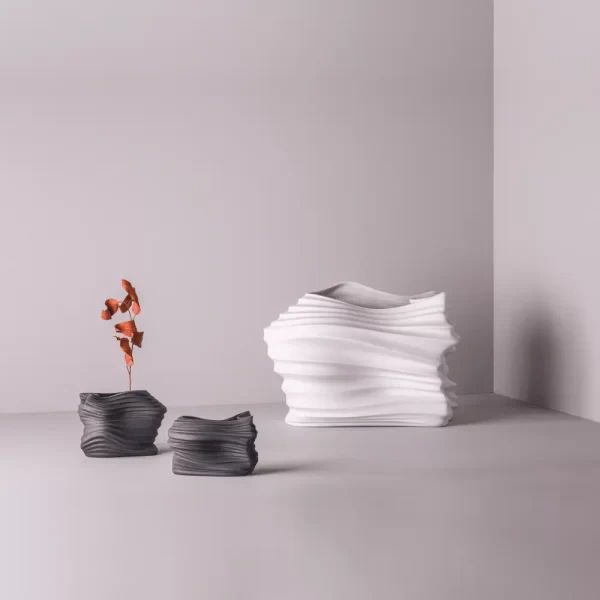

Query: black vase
left=79, top=391, right=167, bottom=458
left=168, top=412, right=258, bottom=476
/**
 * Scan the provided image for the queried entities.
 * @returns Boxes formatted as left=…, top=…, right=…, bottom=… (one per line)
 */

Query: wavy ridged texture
left=168, top=412, right=258, bottom=476
left=79, top=391, right=167, bottom=457
left=264, top=282, right=460, bottom=427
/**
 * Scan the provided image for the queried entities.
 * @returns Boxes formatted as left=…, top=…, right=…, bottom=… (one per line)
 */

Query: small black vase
left=79, top=390, right=167, bottom=458
left=168, top=411, right=258, bottom=476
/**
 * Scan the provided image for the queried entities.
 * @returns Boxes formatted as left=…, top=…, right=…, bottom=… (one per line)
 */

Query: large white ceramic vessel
left=264, top=282, right=459, bottom=427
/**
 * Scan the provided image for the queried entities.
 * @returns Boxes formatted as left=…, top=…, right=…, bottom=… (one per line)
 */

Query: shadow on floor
left=156, top=443, right=173, bottom=455
left=253, top=462, right=329, bottom=476
left=450, top=396, right=547, bottom=426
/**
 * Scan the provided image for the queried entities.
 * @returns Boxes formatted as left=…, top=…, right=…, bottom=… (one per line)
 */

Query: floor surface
left=2, top=395, right=600, bottom=600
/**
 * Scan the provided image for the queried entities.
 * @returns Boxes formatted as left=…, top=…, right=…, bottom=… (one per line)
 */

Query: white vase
left=264, top=282, right=459, bottom=427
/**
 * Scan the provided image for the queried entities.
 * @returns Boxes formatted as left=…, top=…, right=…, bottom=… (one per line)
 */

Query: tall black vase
left=79, top=391, right=167, bottom=458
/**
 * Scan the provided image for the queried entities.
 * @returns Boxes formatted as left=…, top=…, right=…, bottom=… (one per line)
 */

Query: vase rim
left=79, top=390, right=151, bottom=396
left=307, top=281, right=438, bottom=310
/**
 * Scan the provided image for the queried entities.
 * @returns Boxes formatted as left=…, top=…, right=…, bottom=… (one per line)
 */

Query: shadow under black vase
left=168, top=412, right=258, bottom=476
left=79, top=391, right=167, bottom=458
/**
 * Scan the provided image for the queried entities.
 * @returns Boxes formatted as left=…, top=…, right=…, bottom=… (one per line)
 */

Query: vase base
left=285, top=411, right=452, bottom=428
left=81, top=445, right=159, bottom=458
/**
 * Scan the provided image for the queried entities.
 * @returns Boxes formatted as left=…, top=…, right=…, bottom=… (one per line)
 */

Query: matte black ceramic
left=168, top=411, right=258, bottom=476
left=79, top=391, right=167, bottom=458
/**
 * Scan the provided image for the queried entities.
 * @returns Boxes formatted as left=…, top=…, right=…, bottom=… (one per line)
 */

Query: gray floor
left=2, top=394, right=600, bottom=600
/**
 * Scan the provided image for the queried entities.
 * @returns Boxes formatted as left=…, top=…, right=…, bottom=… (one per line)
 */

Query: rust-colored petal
left=122, top=280, right=141, bottom=315
left=115, top=320, right=137, bottom=337
left=101, top=298, right=120, bottom=320
left=120, top=294, right=132, bottom=312
left=115, top=336, right=134, bottom=366
left=122, top=280, right=139, bottom=303
left=106, top=298, right=120, bottom=312
left=132, top=331, right=144, bottom=348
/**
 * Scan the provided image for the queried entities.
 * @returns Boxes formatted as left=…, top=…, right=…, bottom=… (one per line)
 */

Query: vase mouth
left=308, top=282, right=436, bottom=309
left=171, top=412, right=254, bottom=428
left=79, top=390, right=151, bottom=400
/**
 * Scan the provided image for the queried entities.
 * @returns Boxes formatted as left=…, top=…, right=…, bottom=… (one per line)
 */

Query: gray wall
left=0, top=1, right=493, bottom=413
left=495, top=0, right=600, bottom=421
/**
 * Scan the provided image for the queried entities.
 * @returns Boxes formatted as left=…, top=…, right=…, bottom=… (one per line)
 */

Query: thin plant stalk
left=127, top=306, right=135, bottom=391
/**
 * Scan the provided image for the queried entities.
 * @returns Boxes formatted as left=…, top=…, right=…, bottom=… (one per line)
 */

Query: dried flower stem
left=101, top=280, right=142, bottom=393
left=126, top=306, right=135, bottom=391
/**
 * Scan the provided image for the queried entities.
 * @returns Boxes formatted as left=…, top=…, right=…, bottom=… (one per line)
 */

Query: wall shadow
left=522, top=312, right=557, bottom=409
left=453, top=304, right=584, bottom=425
left=517, top=305, right=584, bottom=417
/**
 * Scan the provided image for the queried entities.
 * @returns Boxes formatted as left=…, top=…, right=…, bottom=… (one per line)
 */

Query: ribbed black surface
left=79, top=391, right=167, bottom=458
left=168, top=412, right=258, bottom=476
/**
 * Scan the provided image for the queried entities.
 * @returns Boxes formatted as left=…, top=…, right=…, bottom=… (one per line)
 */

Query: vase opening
left=311, top=282, right=435, bottom=310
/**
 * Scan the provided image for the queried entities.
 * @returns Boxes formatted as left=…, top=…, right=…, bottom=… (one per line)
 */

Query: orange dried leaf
left=122, top=279, right=135, bottom=295
left=115, top=320, right=137, bottom=337
left=106, top=298, right=119, bottom=312
left=115, top=336, right=134, bottom=366
left=101, top=298, right=120, bottom=320
left=120, top=295, right=132, bottom=312
left=132, top=331, right=144, bottom=348
left=122, top=280, right=141, bottom=315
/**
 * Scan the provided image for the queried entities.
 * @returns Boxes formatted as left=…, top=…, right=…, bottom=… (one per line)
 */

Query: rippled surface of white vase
left=264, top=282, right=459, bottom=427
